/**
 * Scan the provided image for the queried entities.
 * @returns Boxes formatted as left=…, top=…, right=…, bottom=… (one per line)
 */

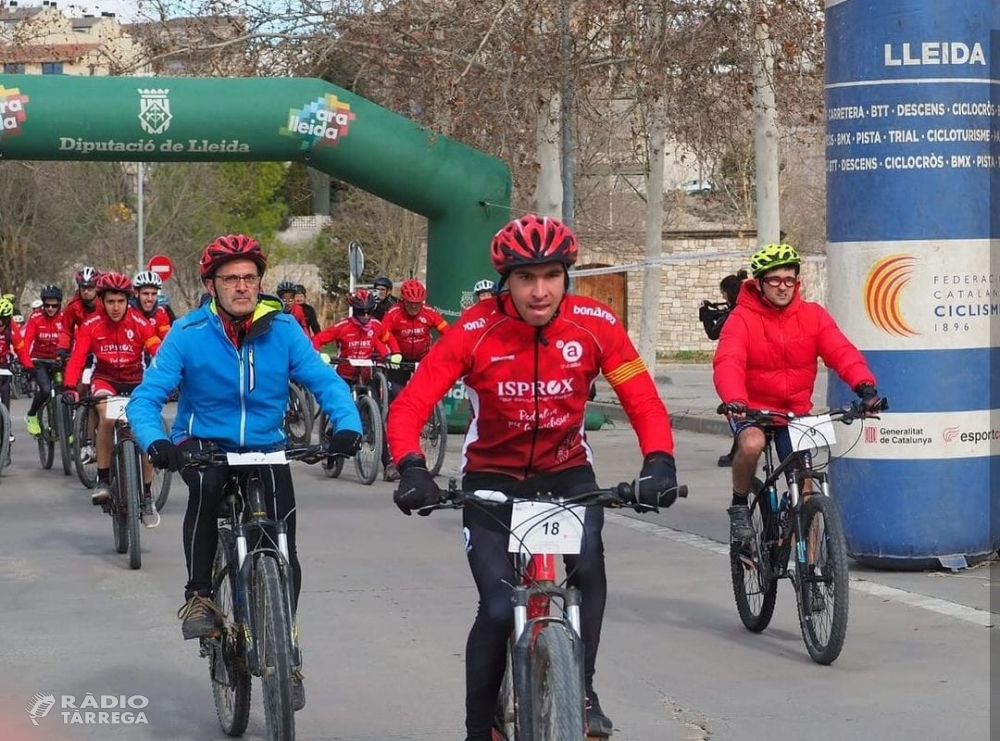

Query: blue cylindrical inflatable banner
left=825, top=0, right=999, bottom=567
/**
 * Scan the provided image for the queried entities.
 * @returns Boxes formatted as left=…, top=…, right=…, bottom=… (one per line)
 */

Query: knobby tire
left=254, top=555, right=294, bottom=741
left=210, top=529, right=252, bottom=737
left=796, top=495, right=850, bottom=665
left=730, top=479, right=779, bottom=632
left=37, top=400, right=54, bottom=469
left=420, top=401, right=448, bottom=477
left=354, top=395, right=382, bottom=486
left=120, top=439, right=143, bottom=570
left=529, top=624, right=584, bottom=741
left=73, top=405, right=99, bottom=489
left=57, top=397, right=72, bottom=475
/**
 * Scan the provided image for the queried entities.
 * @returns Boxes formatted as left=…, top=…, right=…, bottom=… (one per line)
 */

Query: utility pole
left=559, top=0, right=575, bottom=226
left=753, top=5, right=780, bottom=246
left=137, top=162, right=145, bottom=271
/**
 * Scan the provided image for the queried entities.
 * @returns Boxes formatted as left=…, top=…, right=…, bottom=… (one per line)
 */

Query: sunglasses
left=762, top=276, right=798, bottom=288
left=43, top=302, right=61, bottom=308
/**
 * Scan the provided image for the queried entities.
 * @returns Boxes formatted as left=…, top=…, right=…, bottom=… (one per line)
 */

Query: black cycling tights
left=180, top=463, right=300, bottom=610
left=461, top=466, right=607, bottom=740
left=28, top=363, right=54, bottom=416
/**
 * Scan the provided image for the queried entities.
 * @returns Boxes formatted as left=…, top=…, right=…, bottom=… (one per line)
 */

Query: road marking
left=607, top=513, right=995, bottom=628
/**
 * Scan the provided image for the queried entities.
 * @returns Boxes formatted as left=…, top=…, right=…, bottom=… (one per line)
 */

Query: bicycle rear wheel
left=254, top=555, right=294, bottom=741
left=37, top=400, right=54, bottom=469
left=210, top=529, right=251, bottom=737
left=284, top=383, right=311, bottom=445
left=795, top=494, right=850, bottom=665
left=109, top=456, right=128, bottom=554
left=730, top=479, right=778, bottom=632
left=74, top=405, right=99, bottom=488
left=354, top=395, right=382, bottom=485
left=529, top=624, right=584, bottom=741
left=57, top=397, right=72, bottom=475
left=119, top=439, right=143, bottom=570
left=420, top=401, right=448, bottom=477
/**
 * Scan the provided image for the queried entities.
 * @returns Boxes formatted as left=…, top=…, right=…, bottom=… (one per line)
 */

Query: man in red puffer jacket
left=713, top=242, right=882, bottom=547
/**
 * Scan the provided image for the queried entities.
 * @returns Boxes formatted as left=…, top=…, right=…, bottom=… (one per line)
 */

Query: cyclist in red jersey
left=132, top=270, right=173, bottom=340
left=62, top=272, right=162, bottom=508
left=22, top=284, right=66, bottom=437
left=58, top=266, right=104, bottom=358
left=387, top=214, right=680, bottom=741
left=380, top=278, right=448, bottom=386
left=277, top=280, right=310, bottom=334
left=0, top=298, right=30, bottom=439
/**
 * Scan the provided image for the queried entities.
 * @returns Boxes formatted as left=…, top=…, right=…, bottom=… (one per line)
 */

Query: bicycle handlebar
left=179, top=443, right=343, bottom=470
left=716, top=397, right=888, bottom=425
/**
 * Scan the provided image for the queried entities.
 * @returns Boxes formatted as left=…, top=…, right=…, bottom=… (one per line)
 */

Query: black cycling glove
left=147, top=439, right=180, bottom=471
left=393, top=455, right=442, bottom=516
left=855, top=382, right=881, bottom=410
left=327, top=429, right=363, bottom=457
left=635, top=451, right=679, bottom=510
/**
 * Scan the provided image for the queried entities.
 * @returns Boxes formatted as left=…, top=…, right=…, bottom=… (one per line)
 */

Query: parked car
left=678, top=179, right=714, bottom=195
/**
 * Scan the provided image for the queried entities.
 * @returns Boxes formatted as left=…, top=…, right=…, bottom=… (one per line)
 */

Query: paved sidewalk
left=591, top=363, right=830, bottom=436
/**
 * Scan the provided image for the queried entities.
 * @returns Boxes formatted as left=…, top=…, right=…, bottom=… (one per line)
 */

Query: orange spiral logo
left=864, top=254, right=919, bottom=337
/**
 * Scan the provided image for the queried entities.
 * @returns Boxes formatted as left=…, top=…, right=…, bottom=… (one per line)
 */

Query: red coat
left=59, top=293, right=104, bottom=351
left=713, top=280, right=875, bottom=415
left=311, top=317, right=399, bottom=382
left=22, top=310, right=64, bottom=362
left=65, top=308, right=161, bottom=388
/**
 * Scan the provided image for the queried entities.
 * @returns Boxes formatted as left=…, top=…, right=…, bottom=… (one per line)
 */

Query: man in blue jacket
left=128, top=234, right=362, bottom=709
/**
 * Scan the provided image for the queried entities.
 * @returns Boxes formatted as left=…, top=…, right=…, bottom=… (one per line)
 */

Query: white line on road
left=607, top=513, right=995, bottom=629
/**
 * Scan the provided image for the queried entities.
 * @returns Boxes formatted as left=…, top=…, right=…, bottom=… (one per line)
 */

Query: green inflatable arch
left=0, top=75, right=512, bottom=314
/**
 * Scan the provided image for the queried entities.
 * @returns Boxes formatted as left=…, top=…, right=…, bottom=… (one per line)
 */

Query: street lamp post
left=137, top=161, right=145, bottom=271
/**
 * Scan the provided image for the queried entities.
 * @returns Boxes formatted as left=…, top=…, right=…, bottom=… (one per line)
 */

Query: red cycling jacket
left=59, top=293, right=104, bottom=351
left=65, top=308, right=161, bottom=388
left=713, top=280, right=875, bottom=415
left=22, top=310, right=65, bottom=362
left=311, top=317, right=400, bottom=381
left=135, top=304, right=173, bottom=340
left=0, top=320, right=30, bottom=369
left=388, top=293, right=674, bottom=478
left=380, top=303, right=449, bottom=361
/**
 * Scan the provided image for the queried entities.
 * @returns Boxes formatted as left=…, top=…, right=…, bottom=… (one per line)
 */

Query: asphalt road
left=0, top=397, right=991, bottom=740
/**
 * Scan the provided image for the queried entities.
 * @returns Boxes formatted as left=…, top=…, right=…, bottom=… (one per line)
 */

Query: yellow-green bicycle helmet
left=750, top=243, right=800, bottom=278
left=0, top=298, right=14, bottom=320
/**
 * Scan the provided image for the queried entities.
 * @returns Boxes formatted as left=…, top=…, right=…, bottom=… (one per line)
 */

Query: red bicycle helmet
left=199, top=234, right=267, bottom=279
left=347, top=288, right=377, bottom=313
left=489, top=214, right=579, bottom=273
left=399, top=279, right=427, bottom=303
left=96, top=271, right=133, bottom=296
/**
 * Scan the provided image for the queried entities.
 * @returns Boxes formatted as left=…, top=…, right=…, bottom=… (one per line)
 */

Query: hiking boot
left=176, top=594, right=223, bottom=640
left=24, top=414, right=40, bottom=437
left=585, top=690, right=613, bottom=737
left=727, top=504, right=754, bottom=547
left=382, top=462, right=400, bottom=482
left=92, top=480, right=112, bottom=506
left=291, top=668, right=306, bottom=711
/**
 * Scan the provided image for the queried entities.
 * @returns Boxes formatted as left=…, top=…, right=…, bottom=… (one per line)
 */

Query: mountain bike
left=427, top=479, right=687, bottom=740
left=719, top=399, right=887, bottom=665
left=33, top=359, right=73, bottom=475
left=0, top=368, right=12, bottom=472
left=316, top=357, right=383, bottom=485
left=181, top=443, right=332, bottom=741
left=77, top=395, right=155, bottom=570
left=10, top=357, right=34, bottom=400
left=73, top=400, right=172, bottom=510
left=396, top=360, right=448, bottom=476
left=284, top=381, right=313, bottom=446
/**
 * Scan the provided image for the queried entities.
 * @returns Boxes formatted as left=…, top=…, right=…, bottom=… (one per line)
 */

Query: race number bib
left=103, top=396, right=129, bottom=421
left=226, top=451, right=288, bottom=466
left=508, top=501, right=584, bottom=555
left=789, top=414, right=837, bottom=453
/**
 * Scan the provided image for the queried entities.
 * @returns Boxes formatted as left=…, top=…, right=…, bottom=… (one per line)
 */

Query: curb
left=588, top=402, right=730, bottom=437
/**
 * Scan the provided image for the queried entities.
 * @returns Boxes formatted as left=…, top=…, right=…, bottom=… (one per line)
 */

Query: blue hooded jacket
left=128, top=296, right=361, bottom=452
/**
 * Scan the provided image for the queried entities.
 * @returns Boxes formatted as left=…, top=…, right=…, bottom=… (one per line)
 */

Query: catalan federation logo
left=863, top=254, right=919, bottom=337
left=138, top=88, right=172, bottom=135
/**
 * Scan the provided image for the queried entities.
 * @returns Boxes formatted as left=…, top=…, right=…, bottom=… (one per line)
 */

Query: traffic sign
left=147, top=254, right=174, bottom=282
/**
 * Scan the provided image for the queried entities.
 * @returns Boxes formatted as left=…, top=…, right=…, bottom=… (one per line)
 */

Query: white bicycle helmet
left=473, top=279, right=496, bottom=294
left=133, top=270, right=163, bottom=289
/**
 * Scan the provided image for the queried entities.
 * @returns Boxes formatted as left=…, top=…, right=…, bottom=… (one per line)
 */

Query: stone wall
left=579, top=232, right=827, bottom=356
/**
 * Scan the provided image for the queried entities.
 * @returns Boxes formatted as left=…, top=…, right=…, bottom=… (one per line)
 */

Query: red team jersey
left=22, top=311, right=65, bottom=362
left=380, top=304, right=449, bottom=361
left=65, top=308, right=161, bottom=388
left=59, top=294, right=104, bottom=351
left=311, top=317, right=400, bottom=381
left=389, top=293, right=674, bottom=478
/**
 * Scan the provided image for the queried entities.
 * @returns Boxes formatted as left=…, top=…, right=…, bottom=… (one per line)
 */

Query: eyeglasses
left=215, top=274, right=261, bottom=288
left=762, top=276, right=798, bottom=288
left=43, top=303, right=61, bottom=309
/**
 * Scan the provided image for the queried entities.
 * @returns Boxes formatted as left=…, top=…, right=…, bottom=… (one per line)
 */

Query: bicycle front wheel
left=211, top=529, right=251, bottom=737
left=529, top=624, right=584, bottom=741
left=57, top=397, right=72, bottom=475
left=73, top=405, right=99, bottom=488
left=354, top=395, right=383, bottom=486
left=109, top=456, right=128, bottom=554
left=317, top=414, right=343, bottom=479
left=254, top=555, right=294, bottom=741
left=37, top=400, right=54, bottom=469
left=730, top=479, right=778, bottom=632
left=795, top=494, right=850, bottom=665
left=119, top=439, right=143, bottom=570
left=495, top=643, right=515, bottom=741
left=420, top=401, right=448, bottom=477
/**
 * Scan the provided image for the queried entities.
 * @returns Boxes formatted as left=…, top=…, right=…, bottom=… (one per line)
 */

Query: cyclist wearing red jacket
left=311, top=289, right=400, bottom=382
left=22, top=284, right=66, bottom=437
left=713, top=242, right=880, bottom=548
left=277, top=280, right=311, bottom=334
left=63, top=272, right=162, bottom=507
left=132, top=270, right=173, bottom=340
left=58, top=266, right=104, bottom=357
left=380, top=278, right=448, bottom=385
left=0, top=298, right=29, bottom=425
left=387, top=214, right=680, bottom=741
